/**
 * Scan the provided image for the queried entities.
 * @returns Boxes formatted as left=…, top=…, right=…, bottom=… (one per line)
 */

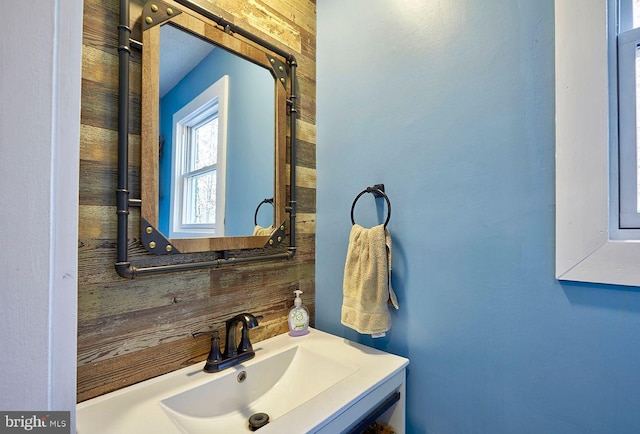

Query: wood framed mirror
left=140, top=1, right=288, bottom=254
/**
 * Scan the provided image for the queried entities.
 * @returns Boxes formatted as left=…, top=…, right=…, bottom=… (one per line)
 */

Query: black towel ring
left=350, top=186, right=391, bottom=228
left=254, top=198, right=274, bottom=226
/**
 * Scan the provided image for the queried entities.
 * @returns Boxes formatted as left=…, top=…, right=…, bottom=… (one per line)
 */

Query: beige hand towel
left=341, top=224, right=398, bottom=335
left=253, top=225, right=274, bottom=236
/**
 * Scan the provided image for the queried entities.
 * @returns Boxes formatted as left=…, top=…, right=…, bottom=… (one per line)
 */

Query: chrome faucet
left=192, top=313, right=259, bottom=373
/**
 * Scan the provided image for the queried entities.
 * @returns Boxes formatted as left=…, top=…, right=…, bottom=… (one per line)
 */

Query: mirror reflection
left=157, top=23, right=275, bottom=239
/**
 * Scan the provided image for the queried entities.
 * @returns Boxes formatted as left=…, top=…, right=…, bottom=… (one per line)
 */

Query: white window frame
left=170, top=75, right=228, bottom=239
left=618, top=5, right=640, bottom=227
left=556, top=0, right=640, bottom=285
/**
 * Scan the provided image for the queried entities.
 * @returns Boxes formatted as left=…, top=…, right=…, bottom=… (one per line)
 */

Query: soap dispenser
left=288, top=289, right=309, bottom=336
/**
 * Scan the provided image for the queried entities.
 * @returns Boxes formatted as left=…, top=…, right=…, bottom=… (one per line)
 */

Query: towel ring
left=254, top=198, right=274, bottom=226
left=350, top=186, right=391, bottom=228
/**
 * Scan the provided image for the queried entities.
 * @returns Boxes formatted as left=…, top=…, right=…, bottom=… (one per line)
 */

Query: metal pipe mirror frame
left=140, top=4, right=287, bottom=253
left=115, top=0, right=298, bottom=278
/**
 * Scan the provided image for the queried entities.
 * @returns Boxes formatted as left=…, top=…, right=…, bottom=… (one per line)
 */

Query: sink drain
left=237, top=371, right=247, bottom=383
left=248, top=412, right=269, bottom=431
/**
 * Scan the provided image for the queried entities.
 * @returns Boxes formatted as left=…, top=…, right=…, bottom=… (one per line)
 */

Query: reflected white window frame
left=182, top=114, right=218, bottom=227
left=556, top=0, right=640, bottom=286
left=169, top=75, right=229, bottom=239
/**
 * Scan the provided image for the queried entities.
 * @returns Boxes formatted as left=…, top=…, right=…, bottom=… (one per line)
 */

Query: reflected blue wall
left=316, top=1, right=640, bottom=433
left=159, top=47, right=274, bottom=236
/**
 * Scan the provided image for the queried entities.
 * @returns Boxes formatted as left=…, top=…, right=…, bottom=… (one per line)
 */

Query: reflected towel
left=341, top=224, right=398, bottom=336
left=253, top=225, right=274, bottom=236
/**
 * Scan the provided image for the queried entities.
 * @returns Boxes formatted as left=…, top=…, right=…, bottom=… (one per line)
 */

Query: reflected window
left=182, top=107, right=218, bottom=225
left=170, top=76, right=228, bottom=238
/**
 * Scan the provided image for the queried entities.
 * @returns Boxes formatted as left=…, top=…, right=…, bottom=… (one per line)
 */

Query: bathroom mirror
left=140, top=2, right=288, bottom=254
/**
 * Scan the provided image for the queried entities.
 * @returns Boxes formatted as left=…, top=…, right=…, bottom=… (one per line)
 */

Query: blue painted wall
left=316, top=1, right=640, bottom=433
left=159, top=47, right=274, bottom=236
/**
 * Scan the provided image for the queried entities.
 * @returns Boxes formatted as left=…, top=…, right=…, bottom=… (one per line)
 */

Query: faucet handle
left=192, top=331, right=223, bottom=363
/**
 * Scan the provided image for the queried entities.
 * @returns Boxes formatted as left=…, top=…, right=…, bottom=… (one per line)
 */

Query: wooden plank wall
left=78, top=0, right=316, bottom=402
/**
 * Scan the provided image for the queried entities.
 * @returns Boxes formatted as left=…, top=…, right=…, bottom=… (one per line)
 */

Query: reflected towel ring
left=254, top=198, right=274, bottom=226
left=350, top=186, right=391, bottom=228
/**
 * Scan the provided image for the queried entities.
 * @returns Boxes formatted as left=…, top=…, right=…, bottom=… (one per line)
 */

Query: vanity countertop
left=77, top=328, right=409, bottom=433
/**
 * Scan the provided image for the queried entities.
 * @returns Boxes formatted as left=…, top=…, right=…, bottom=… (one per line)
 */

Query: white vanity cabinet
left=77, top=329, right=408, bottom=434
left=315, top=368, right=407, bottom=433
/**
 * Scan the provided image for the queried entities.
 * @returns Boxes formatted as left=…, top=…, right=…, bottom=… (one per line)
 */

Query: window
left=182, top=109, right=218, bottom=226
left=170, top=76, right=228, bottom=238
left=555, top=0, right=640, bottom=285
left=618, top=0, right=640, bottom=227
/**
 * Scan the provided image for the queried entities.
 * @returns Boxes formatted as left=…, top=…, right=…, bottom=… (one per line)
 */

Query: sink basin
left=160, top=345, right=357, bottom=432
left=77, top=328, right=409, bottom=433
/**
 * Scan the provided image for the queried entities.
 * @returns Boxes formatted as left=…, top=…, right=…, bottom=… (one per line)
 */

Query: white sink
left=160, top=344, right=358, bottom=432
left=77, top=328, right=409, bottom=433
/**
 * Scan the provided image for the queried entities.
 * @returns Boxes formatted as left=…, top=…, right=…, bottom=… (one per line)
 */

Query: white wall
left=0, top=0, right=82, bottom=426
